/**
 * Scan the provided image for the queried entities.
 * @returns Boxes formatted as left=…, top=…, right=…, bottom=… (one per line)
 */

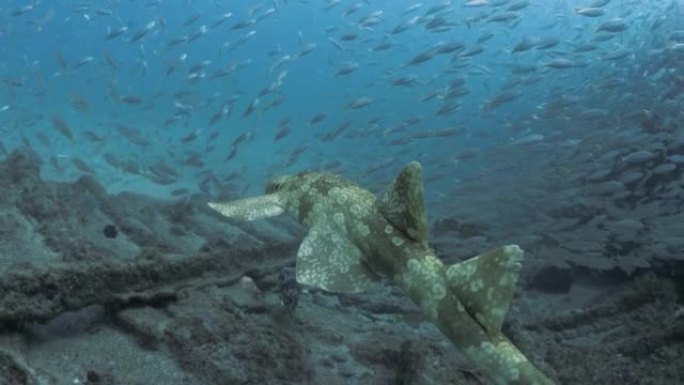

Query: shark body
left=208, top=161, right=555, bottom=385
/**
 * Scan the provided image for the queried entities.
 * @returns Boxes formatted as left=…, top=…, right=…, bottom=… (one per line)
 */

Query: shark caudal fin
left=208, top=194, right=285, bottom=221
left=445, top=245, right=524, bottom=335
left=379, top=161, right=430, bottom=249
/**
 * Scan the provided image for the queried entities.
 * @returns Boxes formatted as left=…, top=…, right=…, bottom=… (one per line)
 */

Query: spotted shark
left=208, top=161, right=555, bottom=385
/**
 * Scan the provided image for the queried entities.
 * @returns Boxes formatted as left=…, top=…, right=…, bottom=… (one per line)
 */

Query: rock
left=0, top=350, right=39, bottom=385
left=527, top=263, right=574, bottom=294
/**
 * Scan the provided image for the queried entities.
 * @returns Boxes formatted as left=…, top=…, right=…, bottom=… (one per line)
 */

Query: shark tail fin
left=445, top=245, right=524, bottom=335
left=379, top=161, right=429, bottom=248
left=208, top=194, right=285, bottom=221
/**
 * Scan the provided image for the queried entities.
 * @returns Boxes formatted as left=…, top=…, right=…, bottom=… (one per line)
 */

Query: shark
left=208, top=161, right=556, bottom=385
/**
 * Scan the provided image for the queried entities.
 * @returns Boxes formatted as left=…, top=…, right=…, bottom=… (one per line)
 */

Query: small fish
left=392, top=75, right=419, bottom=87
left=573, top=43, right=598, bottom=52
left=320, top=121, right=351, bottom=142
left=72, top=56, right=95, bottom=69
left=424, top=16, right=455, bottom=32
left=481, top=89, right=522, bottom=111
left=270, top=54, right=292, bottom=73
left=309, top=113, right=327, bottom=125
left=51, top=116, right=74, bottom=141
left=597, top=18, right=628, bottom=33
left=346, top=97, right=372, bottom=109
left=120, top=95, right=143, bottom=105
left=421, top=90, right=442, bottom=102
left=129, top=20, right=156, bottom=43
left=409, top=127, right=463, bottom=139
left=94, top=8, right=113, bottom=17
left=183, top=12, right=202, bottom=27
left=11, top=4, right=36, bottom=16
left=506, top=1, right=529, bottom=11
left=209, top=13, right=233, bottom=29
left=575, top=7, right=604, bottom=17
left=342, top=2, right=364, bottom=17
left=372, top=40, right=394, bottom=51
left=103, top=51, right=119, bottom=71
left=543, top=58, right=577, bottom=69
left=476, top=31, right=494, bottom=44
left=424, top=1, right=452, bottom=15
left=323, top=0, right=341, bottom=12
left=209, top=102, right=232, bottom=125
left=335, top=62, right=359, bottom=76
left=243, top=97, right=260, bottom=118
left=601, top=48, right=632, bottom=61
left=204, top=130, right=220, bottom=150
left=405, top=49, right=436, bottom=66
left=274, top=126, right=290, bottom=141
left=115, top=124, right=151, bottom=146
left=487, top=12, right=521, bottom=23
left=392, top=16, right=420, bottom=34
left=69, top=94, right=90, bottom=111
left=511, top=134, right=544, bottom=145
left=28, top=9, right=55, bottom=32
left=232, top=17, right=256, bottom=30
left=328, top=37, right=345, bottom=51
left=233, top=131, right=253, bottom=147
left=285, top=144, right=308, bottom=167
left=401, top=3, right=423, bottom=16
left=188, top=59, right=211, bottom=75
left=171, top=188, right=190, bottom=197
left=435, top=41, right=465, bottom=55
left=181, top=128, right=202, bottom=143
left=535, top=37, right=560, bottom=50
left=256, top=7, right=277, bottom=22
left=436, top=102, right=460, bottom=116
left=591, top=33, right=616, bottom=42
left=186, top=25, right=209, bottom=43
left=105, top=25, right=128, bottom=40
left=359, top=14, right=383, bottom=28
left=463, top=0, right=488, bottom=7
left=511, top=36, right=537, bottom=53
left=84, top=131, right=106, bottom=143
left=339, top=32, right=358, bottom=41
left=459, top=45, right=484, bottom=57
left=72, top=158, right=94, bottom=174
left=297, top=42, right=317, bottom=57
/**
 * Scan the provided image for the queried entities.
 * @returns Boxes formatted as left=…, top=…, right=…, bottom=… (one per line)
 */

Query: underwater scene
left=0, top=0, right=683, bottom=384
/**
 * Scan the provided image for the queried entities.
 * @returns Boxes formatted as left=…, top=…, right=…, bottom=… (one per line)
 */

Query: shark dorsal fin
left=379, top=161, right=429, bottom=248
left=208, top=194, right=285, bottom=221
left=445, top=245, right=524, bottom=335
left=296, top=223, right=379, bottom=293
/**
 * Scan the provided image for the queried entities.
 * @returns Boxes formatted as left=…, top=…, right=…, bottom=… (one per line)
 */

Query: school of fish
left=0, top=1, right=682, bottom=275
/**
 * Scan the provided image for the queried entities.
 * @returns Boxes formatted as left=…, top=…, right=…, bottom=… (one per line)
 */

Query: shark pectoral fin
left=379, top=161, right=429, bottom=248
left=445, top=245, right=524, bottom=335
left=295, top=225, right=379, bottom=294
left=207, top=194, right=285, bottom=221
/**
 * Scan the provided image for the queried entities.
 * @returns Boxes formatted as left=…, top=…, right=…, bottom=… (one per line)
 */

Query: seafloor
left=0, top=148, right=682, bottom=385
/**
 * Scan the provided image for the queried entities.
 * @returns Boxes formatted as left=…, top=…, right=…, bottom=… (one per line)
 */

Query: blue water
left=0, top=0, right=682, bottom=218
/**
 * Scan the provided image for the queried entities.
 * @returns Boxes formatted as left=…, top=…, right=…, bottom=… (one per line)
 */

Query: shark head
left=209, top=169, right=383, bottom=293
left=210, top=171, right=358, bottom=222
left=207, top=172, right=310, bottom=221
